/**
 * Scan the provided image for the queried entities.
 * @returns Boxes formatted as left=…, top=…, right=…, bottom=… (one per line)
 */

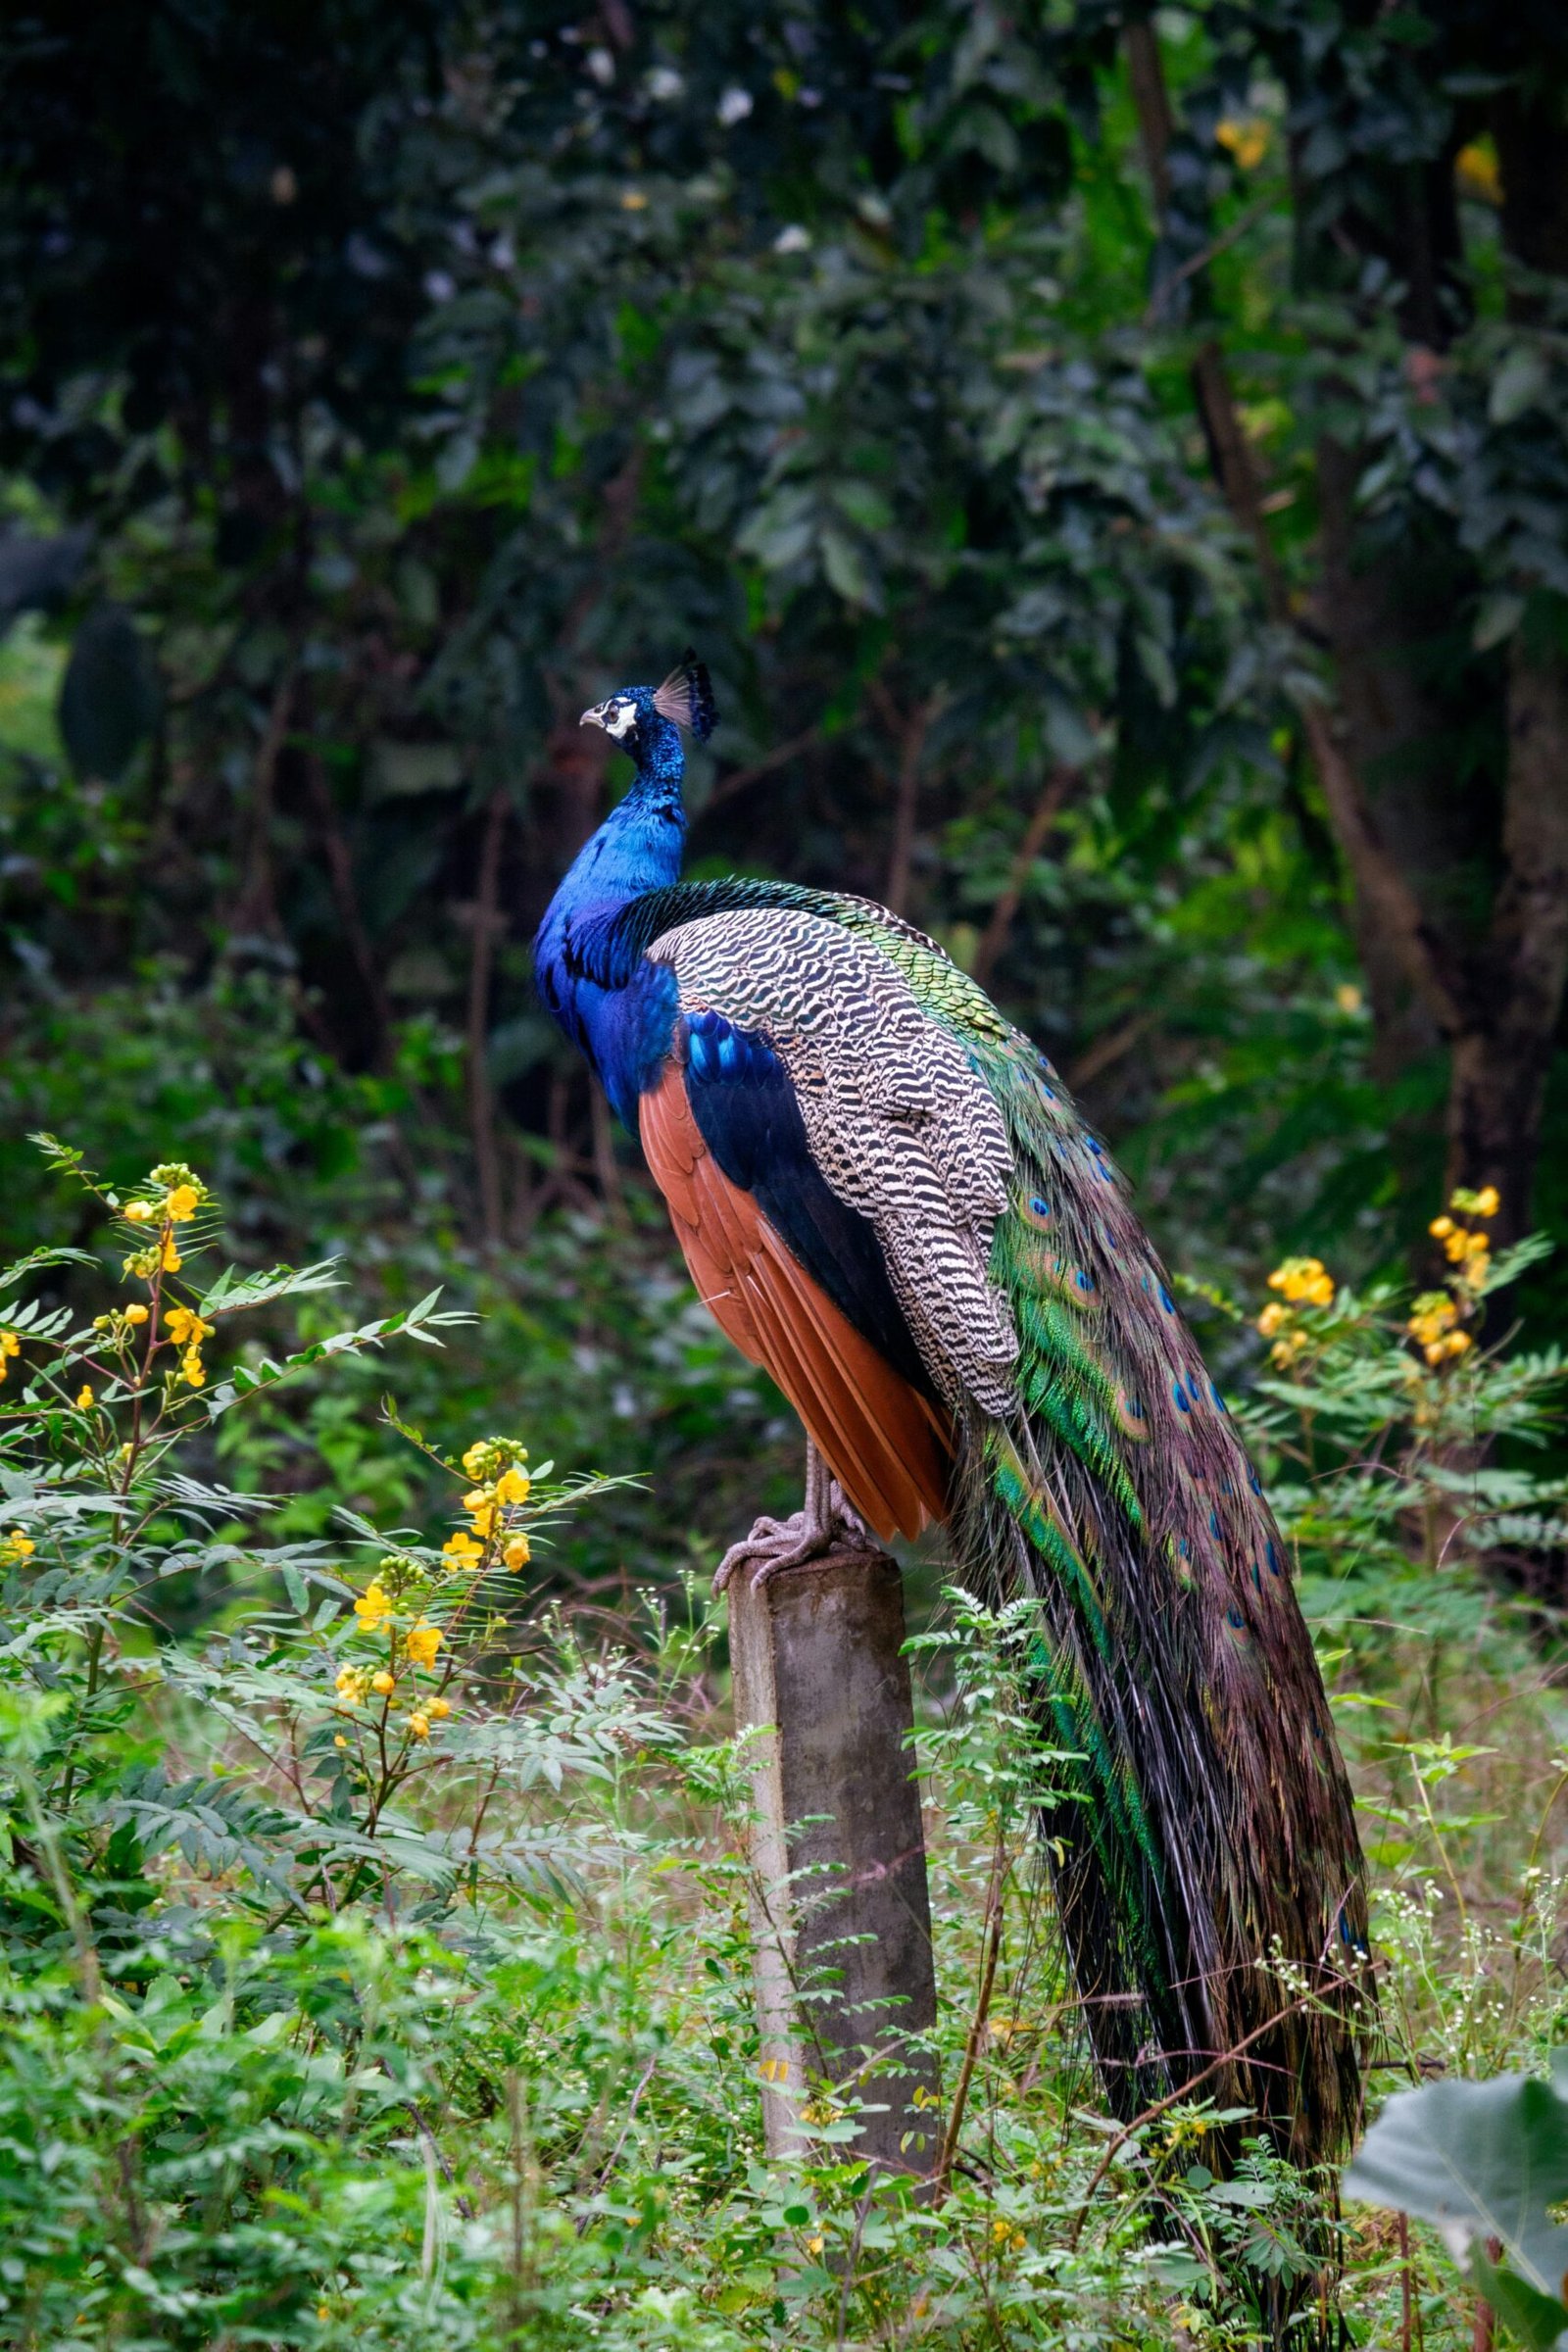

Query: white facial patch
left=599, top=698, right=638, bottom=741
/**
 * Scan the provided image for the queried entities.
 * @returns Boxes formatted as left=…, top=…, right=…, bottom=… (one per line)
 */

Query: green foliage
left=1346, top=2068, right=1568, bottom=2352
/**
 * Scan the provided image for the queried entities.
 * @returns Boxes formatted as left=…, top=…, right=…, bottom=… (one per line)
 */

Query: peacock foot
left=711, top=1483, right=876, bottom=1596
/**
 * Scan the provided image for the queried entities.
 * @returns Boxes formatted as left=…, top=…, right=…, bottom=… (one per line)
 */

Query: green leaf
left=1490, top=346, right=1549, bottom=425
left=1345, top=2074, right=1568, bottom=2304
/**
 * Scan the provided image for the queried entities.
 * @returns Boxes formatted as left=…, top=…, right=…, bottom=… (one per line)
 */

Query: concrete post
left=728, top=1545, right=941, bottom=2176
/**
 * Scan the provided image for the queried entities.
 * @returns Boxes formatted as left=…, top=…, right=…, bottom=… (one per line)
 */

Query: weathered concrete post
left=728, top=1545, right=941, bottom=2176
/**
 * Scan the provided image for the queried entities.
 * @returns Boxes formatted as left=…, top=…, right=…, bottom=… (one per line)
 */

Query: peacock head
left=579, top=649, right=716, bottom=764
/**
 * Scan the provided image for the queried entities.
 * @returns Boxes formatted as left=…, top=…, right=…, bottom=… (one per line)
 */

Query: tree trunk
left=1445, top=646, right=1568, bottom=1242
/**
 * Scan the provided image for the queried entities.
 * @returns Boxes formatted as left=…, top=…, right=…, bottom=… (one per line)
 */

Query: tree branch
left=970, top=766, right=1077, bottom=987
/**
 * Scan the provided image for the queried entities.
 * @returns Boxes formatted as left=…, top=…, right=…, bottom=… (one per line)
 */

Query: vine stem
left=933, top=1815, right=1008, bottom=2199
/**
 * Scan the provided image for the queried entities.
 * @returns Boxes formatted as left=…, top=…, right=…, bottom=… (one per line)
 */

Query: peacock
left=534, top=652, right=1369, bottom=2190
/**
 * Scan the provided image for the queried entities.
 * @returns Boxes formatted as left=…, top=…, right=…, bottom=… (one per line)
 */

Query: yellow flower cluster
left=1407, top=1291, right=1472, bottom=1367
left=1, top=1528, right=35, bottom=1565
left=0, top=1329, right=19, bottom=1385
left=447, top=1439, right=532, bottom=1572
left=1258, top=1257, right=1335, bottom=1366
left=165, top=1303, right=215, bottom=1389
left=1403, top=1186, right=1498, bottom=1368
left=405, top=1620, right=442, bottom=1669
left=1266, top=1257, right=1336, bottom=1307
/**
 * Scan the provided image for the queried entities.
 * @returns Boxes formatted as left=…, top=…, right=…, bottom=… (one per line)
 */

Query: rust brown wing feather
left=639, top=1059, right=952, bottom=1540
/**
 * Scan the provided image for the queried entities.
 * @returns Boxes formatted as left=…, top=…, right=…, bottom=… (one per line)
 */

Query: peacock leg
left=711, top=1437, right=874, bottom=1595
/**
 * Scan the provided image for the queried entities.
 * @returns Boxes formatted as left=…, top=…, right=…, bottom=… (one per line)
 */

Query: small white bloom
left=716, top=85, right=754, bottom=126
left=587, top=46, right=614, bottom=85
left=646, top=66, right=684, bottom=101
left=773, top=224, right=811, bottom=255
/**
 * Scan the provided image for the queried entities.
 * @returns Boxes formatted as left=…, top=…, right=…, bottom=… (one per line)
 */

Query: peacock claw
left=711, top=1479, right=876, bottom=1596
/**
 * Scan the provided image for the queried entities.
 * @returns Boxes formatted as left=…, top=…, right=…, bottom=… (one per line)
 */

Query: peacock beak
left=579, top=704, right=606, bottom=731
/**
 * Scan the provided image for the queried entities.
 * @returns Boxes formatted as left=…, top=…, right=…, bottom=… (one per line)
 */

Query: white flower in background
left=773, top=224, right=811, bottom=254
left=587, top=46, right=614, bottom=85
left=716, top=85, right=754, bottom=126
left=646, top=66, right=684, bottom=101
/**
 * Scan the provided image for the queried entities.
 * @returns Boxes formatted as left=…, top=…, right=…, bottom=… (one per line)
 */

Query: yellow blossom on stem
left=408, top=1712, right=430, bottom=1740
left=371, top=1670, right=396, bottom=1696
left=180, top=1349, right=206, bottom=1388
left=1265, top=1256, right=1335, bottom=1307
left=504, top=1534, right=531, bottom=1570
left=461, top=1442, right=490, bottom=1478
left=122, top=1200, right=155, bottom=1225
left=335, top=1667, right=368, bottom=1707
left=405, top=1622, right=442, bottom=1670
left=1473, top=1185, right=1500, bottom=1218
left=1429, top=1215, right=1454, bottom=1239
left=3, top=1529, right=35, bottom=1563
left=164, top=1184, right=201, bottom=1221
left=496, top=1465, right=530, bottom=1506
left=1256, top=1301, right=1289, bottom=1339
left=1215, top=116, right=1269, bottom=169
left=354, top=1582, right=393, bottom=1630
left=75, top=1386, right=94, bottom=1409
left=333, top=1734, right=348, bottom=1750
left=124, top=1302, right=149, bottom=1326
left=161, top=1236, right=182, bottom=1272
left=442, top=1530, right=484, bottom=1570
left=166, top=1306, right=214, bottom=1349
left=428, top=1696, right=451, bottom=1720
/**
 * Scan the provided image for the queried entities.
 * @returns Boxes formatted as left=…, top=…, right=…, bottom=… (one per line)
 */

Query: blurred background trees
left=2, top=0, right=1566, bottom=1550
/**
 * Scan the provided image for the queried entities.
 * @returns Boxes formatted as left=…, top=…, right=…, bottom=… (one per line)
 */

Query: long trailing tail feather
left=948, top=1031, right=1370, bottom=2180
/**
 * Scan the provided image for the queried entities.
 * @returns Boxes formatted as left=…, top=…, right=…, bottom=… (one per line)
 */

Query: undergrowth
left=1, top=1145, right=1565, bottom=2347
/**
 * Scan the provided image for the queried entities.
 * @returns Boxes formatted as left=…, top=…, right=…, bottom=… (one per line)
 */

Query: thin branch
left=466, top=784, right=511, bottom=1250
left=970, top=766, right=1077, bottom=988
left=933, top=1817, right=1008, bottom=2198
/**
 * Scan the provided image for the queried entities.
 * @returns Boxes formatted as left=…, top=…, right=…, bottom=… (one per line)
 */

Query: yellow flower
left=0, top=1331, right=19, bottom=1358
left=1445, top=1330, right=1474, bottom=1359
left=808, top=2234, right=824, bottom=2256
left=504, top=1534, right=531, bottom=1570
left=992, top=2218, right=1010, bottom=2242
left=496, top=1465, right=531, bottom=1506
left=1266, top=1256, right=1334, bottom=1306
left=1429, top=1215, right=1454, bottom=1239
left=335, top=1666, right=368, bottom=1706
left=442, top=1530, right=484, bottom=1569
left=180, top=1348, right=206, bottom=1388
left=333, top=1735, right=348, bottom=1751
left=161, top=1237, right=182, bottom=1272
left=1256, top=1301, right=1288, bottom=1338
left=4, top=1529, right=35, bottom=1561
left=1473, top=1185, right=1500, bottom=1218
left=164, top=1184, right=201, bottom=1221
left=371, top=1669, right=396, bottom=1696
left=408, top=1711, right=430, bottom=1739
left=461, top=1442, right=489, bottom=1478
left=466, top=1500, right=495, bottom=1539
left=1334, top=983, right=1362, bottom=1014
left=1011, top=2232, right=1026, bottom=2253
left=620, top=187, right=649, bottom=210
left=354, top=1581, right=393, bottom=1630
left=463, top=1486, right=493, bottom=1515
left=1455, top=139, right=1501, bottom=206
left=124, top=1302, right=149, bottom=1326
left=405, top=1621, right=442, bottom=1669
left=122, top=1200, right=155, bottom=1224
left=1215, top=116, right=1269, bottom=170
left=166, top=1306, right=214, bottom=1349
left=75, top=1386, right=94, bottom=1409
left=1464, top=1231, right=1489, bottom=1259
left=428, top=1696, right=451, bottom=1720
left=1443, top=1228, right=1471, bottom=1263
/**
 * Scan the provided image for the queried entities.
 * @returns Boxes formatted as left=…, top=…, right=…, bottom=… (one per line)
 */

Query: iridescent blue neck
left=532, top=711, right=687, bottom=1121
